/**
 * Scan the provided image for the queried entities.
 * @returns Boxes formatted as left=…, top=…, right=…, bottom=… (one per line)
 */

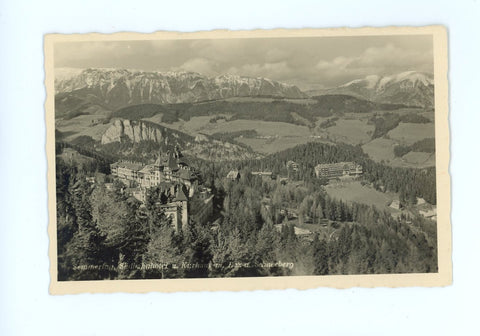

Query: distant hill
left=54, top=68, right=307, bottom=118
left=307, top=71, right=434, bottom=109
left=107, top=96, right=410, bottom=129
left=311, top=94, right=409, bottom=113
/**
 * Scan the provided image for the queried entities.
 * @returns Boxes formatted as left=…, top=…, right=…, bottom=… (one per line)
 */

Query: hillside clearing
left=203, top=119, right=311, bottom=136
left=55, top=114, right=111, bottom=141
left=322, top=119, right=374, bottom=145
left=325, top=180, right=399, bottom=214
left=387, top=122, right=435, bottom=145
left=402, top=151, right=435, bottom=166
left=238, top=136, right=324, bottom=154
left=362, top=137, right=397, bottom=163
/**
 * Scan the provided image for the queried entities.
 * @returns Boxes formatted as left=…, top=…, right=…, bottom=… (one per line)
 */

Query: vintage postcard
left=46, top=26, right=451, bottom=294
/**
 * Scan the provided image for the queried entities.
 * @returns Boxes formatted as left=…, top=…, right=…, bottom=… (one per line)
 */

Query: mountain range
left=55, top=68, right=435, bottom=119
left=55, top=68, right=306, bottom=114
left=307, top=71, right=434, bottom=108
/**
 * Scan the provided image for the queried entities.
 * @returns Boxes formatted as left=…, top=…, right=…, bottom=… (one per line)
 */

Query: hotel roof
left=111, top=161, right=144, bottom=171
left=174, top=187, right=188, bottom=202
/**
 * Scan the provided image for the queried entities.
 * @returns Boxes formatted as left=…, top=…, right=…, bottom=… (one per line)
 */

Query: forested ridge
left=107, top=96, right=414, bottom=127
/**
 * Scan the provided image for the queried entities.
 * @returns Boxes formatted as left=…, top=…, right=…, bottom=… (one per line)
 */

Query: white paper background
left=0, top=0, right=478, bottom=335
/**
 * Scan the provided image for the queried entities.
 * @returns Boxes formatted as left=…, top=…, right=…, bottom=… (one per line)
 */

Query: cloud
left=55, top=37, right=433, bottom=90
left=227, top=61, right=293, bottom=79
left=351, top=43, right=433, bottom=70
left=176, top=58, right=219, bottom=76
left=313, top=43, right=433, bottom=86
left=316, top=56, right=351, bottom=71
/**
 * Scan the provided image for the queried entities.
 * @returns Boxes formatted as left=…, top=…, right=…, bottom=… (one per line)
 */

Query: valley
left=55, top=97, right=436, bottom=168
left=55, top=69, right=436, bottom=169
left=53, top=67, right=439, bottom=280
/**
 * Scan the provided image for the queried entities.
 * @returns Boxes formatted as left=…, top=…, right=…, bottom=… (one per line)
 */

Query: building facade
left=314, top=162, right=363, bottom=179
left=109, top=148, right=212, bottom=232
left=226, top=170, right=240, bottom=181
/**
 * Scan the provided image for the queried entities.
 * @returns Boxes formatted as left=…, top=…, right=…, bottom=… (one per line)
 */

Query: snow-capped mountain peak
left=323, top=71, right=434, bottom=108
left=375, top=71, right=433, bottom=92
left=54, top=68, right=307, bottom=109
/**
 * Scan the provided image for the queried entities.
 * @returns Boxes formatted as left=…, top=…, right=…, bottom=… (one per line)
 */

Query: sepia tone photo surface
left=46, top=27, right=451, bottom=294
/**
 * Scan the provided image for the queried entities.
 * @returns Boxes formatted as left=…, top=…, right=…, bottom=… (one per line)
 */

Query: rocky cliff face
left=100, top=118, right=259, bottom=162
left=56, top=68, right=306, bottom=109
left=102, top=119, right=168, bottom=144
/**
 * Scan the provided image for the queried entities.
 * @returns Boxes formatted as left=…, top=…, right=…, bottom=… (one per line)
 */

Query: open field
left=142, top=115, right=213, bottom=134
left=361, top=137, right=435, bottom=168
left=402, top=151, right=435, bottom=167
left=143, top=116, right=319, bottom=154
left=360, top=119, right=436, bottom=168
left=323, top=119, right=373, bottom=145
left=123, top=108, right=436, bottom=165
left=362, top=137, right=397, bottom=163
left=387, top=122, right=435, bottom=145
left=202, top=119, right=329, bottom=154
left=238, top=136, right=325, bottom=154
left=55, top=114, right=111, bottom=141
left=203, top=119, right=310, bottom=136
left=325, top=180, right=399, bottom=214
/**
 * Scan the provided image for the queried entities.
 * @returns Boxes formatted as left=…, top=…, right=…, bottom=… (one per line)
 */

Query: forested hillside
left=194, top=142, right=436, bottom=205
left=56, top=138, right=437, bottom=280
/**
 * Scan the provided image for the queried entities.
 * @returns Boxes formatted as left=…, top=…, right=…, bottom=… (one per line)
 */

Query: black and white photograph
left=7, top=0, right=480, bottom=334
left=46, top=27, right=450, bottom=292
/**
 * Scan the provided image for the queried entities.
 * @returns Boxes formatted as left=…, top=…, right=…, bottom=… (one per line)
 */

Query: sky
left=54, top=35, right=433, bottom=90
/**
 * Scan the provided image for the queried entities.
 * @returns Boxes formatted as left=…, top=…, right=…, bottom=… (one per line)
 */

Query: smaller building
left=274, top=224, right=312, bottom=237
left=125, top=187, right=146, bottom=203
left=319, top=218, right=329, bottom=227
left=161, top=203, right=182, bottom=232
left=416, top=197, right=426, bottom=205
left=389, top=200, right=401, bottom=210
left=286, top=160, right=299, bottom=172
left=157, top=186, right=189, bottom=233
left=251, top=171, right=276, bottom=180
left=226, top=170, right=240, bottom=181
left=419, top=208, right=437, bottom=218
left=294, top=226, right=312, bottom=236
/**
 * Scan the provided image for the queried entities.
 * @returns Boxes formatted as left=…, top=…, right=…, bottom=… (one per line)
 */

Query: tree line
left=56, top=148, right=437, bottom=280
left=189, top=142, right=436, bottom=205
